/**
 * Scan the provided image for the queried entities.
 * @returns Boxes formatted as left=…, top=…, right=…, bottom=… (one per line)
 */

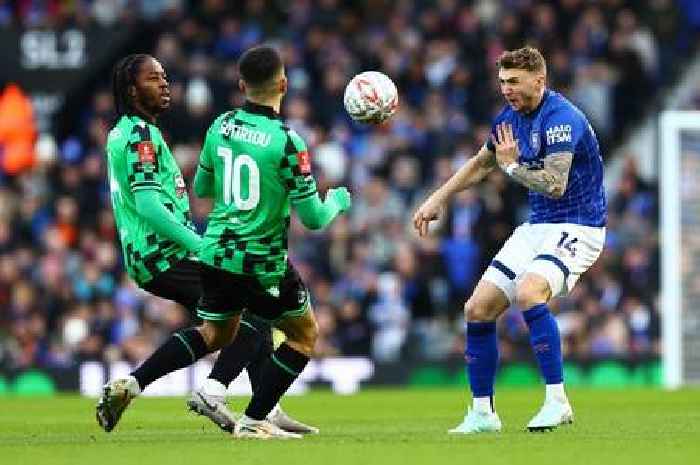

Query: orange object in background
left=0, top=83, right=37, bottom=175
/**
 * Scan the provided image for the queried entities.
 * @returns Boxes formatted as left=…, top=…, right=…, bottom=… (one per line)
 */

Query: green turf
left=1, top=388, right=698, bottom=465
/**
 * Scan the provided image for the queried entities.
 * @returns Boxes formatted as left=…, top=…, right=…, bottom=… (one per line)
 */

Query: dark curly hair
left=111, top=54, right=151, bottom=117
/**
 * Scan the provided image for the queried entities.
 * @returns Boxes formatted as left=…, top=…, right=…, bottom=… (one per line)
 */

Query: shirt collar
left=243, top=101, right=280, bottom=119
left=124, top=112, right=155, bottom=127
left=525, top=89, right=550, bottom=117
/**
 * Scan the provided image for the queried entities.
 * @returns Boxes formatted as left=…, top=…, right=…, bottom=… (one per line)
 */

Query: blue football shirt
left=486, top=89, right=607, bottom=227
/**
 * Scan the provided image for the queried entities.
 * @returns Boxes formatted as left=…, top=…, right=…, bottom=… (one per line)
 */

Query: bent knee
left=515, top=278, right=551, bottom=310
left=286, top=320, right=318, bottom=356
left=213, top=332, right=236, bottom=350
left=464, top=298, right=496, bottom=322
left=200, top=321, right=238, bottom=350
left=205, top=332, right=234, bottom=351
left=299, top=319, right=319, bottom=354
left=463, top=281, right=511, bottom=322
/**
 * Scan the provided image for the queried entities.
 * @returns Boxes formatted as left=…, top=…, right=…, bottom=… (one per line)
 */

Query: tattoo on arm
left=478, top=146, right=498, bottom=170
left=510, top=152, right=573, bottom=198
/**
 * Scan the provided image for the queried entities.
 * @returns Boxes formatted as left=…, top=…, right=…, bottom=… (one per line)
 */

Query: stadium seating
left=1, top=1, right=686, bottom=375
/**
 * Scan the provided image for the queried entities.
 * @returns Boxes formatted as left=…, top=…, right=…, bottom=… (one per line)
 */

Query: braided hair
left=111, top=54, right=151, bottom=118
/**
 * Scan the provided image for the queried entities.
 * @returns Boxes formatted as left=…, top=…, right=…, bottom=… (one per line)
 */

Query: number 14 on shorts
left=557, top=232, right=577, bottom=257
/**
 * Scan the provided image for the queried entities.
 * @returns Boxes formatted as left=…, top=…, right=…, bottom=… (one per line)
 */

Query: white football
left=343, top=71, right=399, bottom=124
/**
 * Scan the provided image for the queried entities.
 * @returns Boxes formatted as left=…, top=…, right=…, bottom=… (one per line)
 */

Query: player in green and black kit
left=191, top=46, right=351, bottom=439
left=96, top=54, right=317, bottom=435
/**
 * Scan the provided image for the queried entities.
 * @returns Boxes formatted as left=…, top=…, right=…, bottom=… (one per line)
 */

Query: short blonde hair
left=497, top=46, right=546, bottom=74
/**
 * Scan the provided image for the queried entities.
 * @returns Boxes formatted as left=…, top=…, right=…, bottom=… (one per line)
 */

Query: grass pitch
left=1, top=388, right=698, bottom=465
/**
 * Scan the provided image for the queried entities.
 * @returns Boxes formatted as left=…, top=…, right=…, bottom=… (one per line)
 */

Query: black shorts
left=198, top=263, right=310, bottom=323
left=142, top=258, right=202, bottom=312
left=143, top=259, right=272, bottom=332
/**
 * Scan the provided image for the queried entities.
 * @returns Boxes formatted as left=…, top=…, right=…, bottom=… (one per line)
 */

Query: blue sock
left=523, top=303, right=563, bottom=385
left=465, top=322, right=498, bottom=399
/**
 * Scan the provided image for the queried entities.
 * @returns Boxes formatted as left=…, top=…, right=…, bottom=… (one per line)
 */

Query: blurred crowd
left=2, top=0, right=690, bottom=370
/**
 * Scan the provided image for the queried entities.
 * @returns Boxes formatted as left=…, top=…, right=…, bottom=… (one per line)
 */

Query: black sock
left=244, top=343, right=309, bottom=420
left=245, top=325, right=273, bottom=396
left=131, top=327, right=209, bottom=390
left=208, top=321, right=264, bottom=387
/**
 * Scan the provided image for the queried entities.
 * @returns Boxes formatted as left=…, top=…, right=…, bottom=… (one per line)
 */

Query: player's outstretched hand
left=329, top=187, right=352, bottom=213
left=413, top=197, right=443, bottom=238
left=491, top=122, right=519, bottom=169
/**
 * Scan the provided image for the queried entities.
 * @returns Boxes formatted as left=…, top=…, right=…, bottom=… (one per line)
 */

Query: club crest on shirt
left=297, top=151, right=312, bottom=175
left=174, top=174, right=186, bottom=198
left=137, top=141, right=156, bottom=164
left=530, top=130, right=540, bottom=152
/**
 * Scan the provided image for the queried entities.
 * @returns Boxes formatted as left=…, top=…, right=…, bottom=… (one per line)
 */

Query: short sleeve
left=543, top=108, right=580, bottom=156
left=126, top=123, right=162, bottom=192
left=279, top=129, right=318, bottom=203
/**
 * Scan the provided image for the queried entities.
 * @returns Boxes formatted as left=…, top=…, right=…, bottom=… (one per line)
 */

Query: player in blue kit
left=413, top=46, right=607, bottom=433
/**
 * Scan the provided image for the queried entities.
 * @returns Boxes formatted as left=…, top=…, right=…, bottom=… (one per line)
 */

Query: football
left=343, top=71, right=399, bottom=124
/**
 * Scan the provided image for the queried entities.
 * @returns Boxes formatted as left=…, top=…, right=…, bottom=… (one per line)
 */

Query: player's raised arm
left=491, top=123, right=572, bottom=199
left=282, top=132, right=351, bottom=230
left=413, top=144, right=497, bottom=237
left=294, top=187, right=351, bottom=231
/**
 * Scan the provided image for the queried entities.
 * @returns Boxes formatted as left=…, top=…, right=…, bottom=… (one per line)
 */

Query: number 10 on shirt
left=217, top=146, right=260, bottom=210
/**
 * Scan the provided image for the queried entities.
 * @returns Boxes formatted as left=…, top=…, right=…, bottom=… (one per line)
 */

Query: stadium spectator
left=0, top=81, right=36, bottom=176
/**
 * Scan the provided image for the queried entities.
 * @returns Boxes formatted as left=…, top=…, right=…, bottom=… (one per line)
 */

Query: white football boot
left=96, top=377, right=140, bottom=432
left=448, top=408, right=502, bottom=434
left=267, top=405, right=319, bottom=434
left=234, top=415, right=303, bottom=439
left=187, top=389, right=239, bottom=433
left=526, top=400, right=574, bottom=432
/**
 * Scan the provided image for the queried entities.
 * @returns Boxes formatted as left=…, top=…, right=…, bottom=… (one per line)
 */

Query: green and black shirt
left=105, top=114, right=194, bottom=285
left=196, top=102, right=318, bottom=288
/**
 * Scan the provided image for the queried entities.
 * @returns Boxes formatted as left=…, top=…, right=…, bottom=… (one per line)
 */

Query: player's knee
left=214, top=330, right=236, bottom=350
left=515, top=280, right=550, bottom=310
left=464, top=297, right=493, bottom=322
left=286, top=318, right=318, bottom=356
left=299, top=319, right=319, bottom=355
left=199, top=320, right=238, bottom=350
left=202, top=329, right=230, bottom=351
left=198, top=326, right=218, bottom=350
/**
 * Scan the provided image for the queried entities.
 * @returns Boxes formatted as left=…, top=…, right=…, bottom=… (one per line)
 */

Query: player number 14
left=217, top=146, right=260, bottom=210
left=557, top=231, right=578, bottom=257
